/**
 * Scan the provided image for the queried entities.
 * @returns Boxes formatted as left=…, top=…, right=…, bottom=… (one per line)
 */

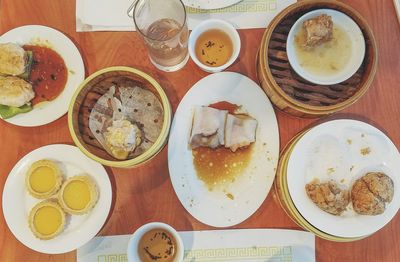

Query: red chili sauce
left=209, top=101, right=238, bottom=114
left=23, top=45, right=67, bottom=106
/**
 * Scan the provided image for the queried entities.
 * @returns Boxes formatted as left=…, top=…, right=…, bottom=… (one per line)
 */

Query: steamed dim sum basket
left=257, top=0, right=378, bottom=118
left=68, top=66, right=172, bottom=168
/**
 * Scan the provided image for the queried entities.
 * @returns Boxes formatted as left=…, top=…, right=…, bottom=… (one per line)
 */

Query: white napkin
left=76, top=0, right=297, bottom=31
left=77, top=228, right=315, bottom=262
left=83, top=0, right=132, bottom=26
left=76, top=0, right=134, bottom=31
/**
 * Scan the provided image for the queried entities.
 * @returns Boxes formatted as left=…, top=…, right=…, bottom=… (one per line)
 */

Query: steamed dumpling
left=104, top=119, right=142, bottom=160
left=224, top=114, right=258, bottom=152
left=0, top=76, right=35, bottom=107
left=189, top=106, right=228, bottom=149
left=0, top=43, right=27, bottom=76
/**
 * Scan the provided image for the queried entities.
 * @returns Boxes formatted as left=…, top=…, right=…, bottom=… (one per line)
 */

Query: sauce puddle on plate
left=23, top=45, right=67, bottom=106
left=195, top=29, right=233, bottom=67
left=192, top=101, right=253, bottom=191
left=138, top=228, right=177, bottom=262
left=294, top=24, right=352, bottom=76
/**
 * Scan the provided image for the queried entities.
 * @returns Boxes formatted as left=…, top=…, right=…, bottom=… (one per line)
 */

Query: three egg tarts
left=26, top=159, right=99, bottom=240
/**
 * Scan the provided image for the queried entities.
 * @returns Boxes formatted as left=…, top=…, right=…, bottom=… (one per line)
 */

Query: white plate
left=395, top=0, right=400, bottom=23
left=287, top=119, right=400, bottom=238
left=168, top=72, right=279, bottom=227
left=2, top=144, right=112, bottom=254
left=0, top=25, right=85, bottom=126
left=286, top=9, right=365, bottom=85
left=183, top=0, right=242, bottom=10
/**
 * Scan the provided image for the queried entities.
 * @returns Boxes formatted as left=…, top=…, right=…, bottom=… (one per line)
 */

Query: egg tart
left=58, top=175, right=98, bottom=215
left=26, top=159, right=63, bottom=199
left=28, top=200, right=66, bottom=240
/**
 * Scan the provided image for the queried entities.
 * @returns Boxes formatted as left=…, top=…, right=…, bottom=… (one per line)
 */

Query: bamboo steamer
left=68, top=66, right=172, bottom=168
left=257, top=0, right=378, bottom=118
left=274, top=129, right=367, bottom=242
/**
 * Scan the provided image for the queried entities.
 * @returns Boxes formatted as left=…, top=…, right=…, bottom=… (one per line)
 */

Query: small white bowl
left=127, top=222, right=184, bottom=262
left=286, top=9, right=365, bottom=85
left=189, top=19, right=241, bottom=73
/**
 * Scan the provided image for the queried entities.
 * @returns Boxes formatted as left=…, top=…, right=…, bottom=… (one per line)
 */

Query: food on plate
left=23, top=45, right=67, bottom=106
left=190, top=101, right=257, bottom=190
left=26, top=159, right=63, bottom=199
left=189, top=106, right=227, bottom=149
left=189, top=104, right=257, bottom=152
left=0, top=74, right=34, bottom=119
left=360, top=147, right=371, bottom=156
left=305, top=180, right=350, bottom=215
left=195, top=29, right=233, bottom=67
left=28, top=200, right=66, bottom=240
left=0, top=76, right=34, bottom=107
left=0, top=42, right=68, bottom=119
left=303, top=14, right=333, bottom=47
left=294, top=14, right=352, bottom=76
left=224, top=114, right=257, bottom=152
left=104, top=119, right=142, bottom=160
left=0, top=103, right=32, bottom=119
left=58, top=174, right=98, bottom=215
left=89, top=85, right=164, bottom=160
left=138, top=228, right=177, bottom=262
left=0, top=43, right=33, bottom=77
left=25, top=160, right=99, bottom=238
left=351, top=172, right=394, bottom=215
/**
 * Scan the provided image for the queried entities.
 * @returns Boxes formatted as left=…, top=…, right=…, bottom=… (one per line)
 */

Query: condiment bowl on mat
left=127, top=222, right=184, bottom=262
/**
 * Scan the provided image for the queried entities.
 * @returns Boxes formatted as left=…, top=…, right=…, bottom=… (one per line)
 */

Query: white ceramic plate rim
left=2, top=144, right=112, bottom=254
left=286, top=9, right=365, bottom=85
left=0, top=25, right=85, bottom=126
left=168, top=72, right=279, bottom=227
left=287, top=119, right=400, bottom=238
left=182, top=0, right=242, bottom=10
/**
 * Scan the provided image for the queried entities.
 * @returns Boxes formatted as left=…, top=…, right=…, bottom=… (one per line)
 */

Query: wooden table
left=1, top=0, right=399, bottom=261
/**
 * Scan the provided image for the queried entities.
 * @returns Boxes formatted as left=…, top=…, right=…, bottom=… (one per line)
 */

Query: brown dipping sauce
left=195, top=29, right=233, bottom=67
left=23, top=45, right=67, bottom=106
left=192, top=101, right=253, bottom=191
left=138, top=229, right=177, bottom=262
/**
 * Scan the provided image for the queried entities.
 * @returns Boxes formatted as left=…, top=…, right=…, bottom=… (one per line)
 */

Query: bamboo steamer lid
left=257, top=0, right=378, bottom=118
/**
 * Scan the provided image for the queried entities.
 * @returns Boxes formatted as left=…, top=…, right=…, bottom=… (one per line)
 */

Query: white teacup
left=127, top=222, right=184, bottom=262
left=188, top=19, right=241, bottom=73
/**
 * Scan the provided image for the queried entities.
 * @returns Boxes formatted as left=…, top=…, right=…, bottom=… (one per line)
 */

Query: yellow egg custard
left=58, top=175, right=98, bottom=215
left=26, top=159, right=63, bottom=199
left=29, top=200, right=66, bottom=240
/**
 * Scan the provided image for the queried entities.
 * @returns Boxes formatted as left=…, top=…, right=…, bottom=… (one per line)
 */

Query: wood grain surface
left=1, top=0, right=399, bottom=261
